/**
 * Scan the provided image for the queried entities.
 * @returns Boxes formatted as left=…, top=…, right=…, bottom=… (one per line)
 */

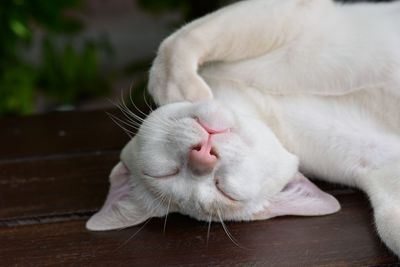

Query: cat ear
left=86, top=162, right=153, bottom=231
left=254, top=173, right=340, bottom=220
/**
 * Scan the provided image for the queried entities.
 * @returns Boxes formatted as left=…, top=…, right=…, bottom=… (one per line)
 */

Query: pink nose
left=189, top=140, right=218, bottom=175
left=189, top=118, right=230, bottom=175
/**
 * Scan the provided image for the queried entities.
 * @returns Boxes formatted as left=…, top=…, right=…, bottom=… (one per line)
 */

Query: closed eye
left=142, top=168, right=180, bottom=179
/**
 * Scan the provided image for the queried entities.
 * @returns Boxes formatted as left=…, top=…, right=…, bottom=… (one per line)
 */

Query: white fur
left=89, top=0, right=400, bottom=257
left=149, top=0, right=400, bottom=104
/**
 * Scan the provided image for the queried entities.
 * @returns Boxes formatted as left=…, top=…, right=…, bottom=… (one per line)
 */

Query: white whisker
left=109, top=95, right=176, bottom=141
left=207, top=213, right=213, bottom=247
left=163, top=196, right=172, bottom=235
left=113, top=191, right=170, bottom=250
left=108, top=98, right=143, bottom=127
left=113, top=218, right=152, bottom=251
left=129, top=86, right=151, bottom=118
left=143, top=87, right=155, bottom=112
left=106, top=112, right=134, bottom=138
left=107, top=111, right=141, bottom=132
left=217, top=209, right=248, bottom=250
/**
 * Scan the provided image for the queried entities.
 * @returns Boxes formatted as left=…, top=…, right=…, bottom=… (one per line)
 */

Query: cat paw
left=148, top=37, right=213, bottom=105
left=148, top=69, right=213, bottom=105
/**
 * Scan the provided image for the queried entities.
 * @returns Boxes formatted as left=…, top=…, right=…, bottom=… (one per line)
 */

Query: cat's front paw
left=148, top=37, right=213, bottom=106
left=148, top=69, right=213, bottom=105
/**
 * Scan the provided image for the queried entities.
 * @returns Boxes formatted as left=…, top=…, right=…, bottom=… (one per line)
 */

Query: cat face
left=134, top=100, right=299, bottom=220
left=87, top=101, right=340, bottom=231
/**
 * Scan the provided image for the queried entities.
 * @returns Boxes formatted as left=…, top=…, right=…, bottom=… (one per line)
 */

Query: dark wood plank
left=0, top=152, right=116, bottom=222
left=0, top=194, right=397, bottom=266
left=0, top=110, right=130, bottom=162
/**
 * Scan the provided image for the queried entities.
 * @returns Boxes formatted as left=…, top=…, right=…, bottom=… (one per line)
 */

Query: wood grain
left=0, top=110, right=130, bottom=162
left=0, top=152, right=116, bottom=222
left=0, top=194, right=397, bottom=266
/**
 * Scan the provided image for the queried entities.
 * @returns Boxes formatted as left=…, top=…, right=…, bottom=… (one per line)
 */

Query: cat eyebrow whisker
left=125, top=109, right=172, bottom=134
left=107, top=113, right=171, bottom=142
left=107, top=111, right=142, bottom=132
left=111, top=92, right=179, bottom=138
left=125, top=93, right=153, bottom=126
left=141, top=107, right=175, bottom=130
left=108, top=99, right=143, bottom=128
left=110, top=102, right=175, bottom=140
left=107, top=112, right=134, bottom=138
left=128, top=86, right=153, bottom=119
left=118, top=101, right=146, bottom=125
left=108, top=112, right=173, bottom=143
left=120, top=110, right=143, bottom=128
left=143, top=87, right=154, bottom=112
left=125, top=87, right=173, bottom=130
left=118, top=95, right=147, bottom=124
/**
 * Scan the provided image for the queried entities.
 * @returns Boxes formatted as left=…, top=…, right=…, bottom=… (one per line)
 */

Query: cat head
left=87, top=100, right=340, bottom=231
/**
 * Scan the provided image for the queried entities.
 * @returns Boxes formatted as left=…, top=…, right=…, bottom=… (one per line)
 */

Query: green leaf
left=0, top=64, right=36, bottom=115
left=10, top=19, right=29, bottom=38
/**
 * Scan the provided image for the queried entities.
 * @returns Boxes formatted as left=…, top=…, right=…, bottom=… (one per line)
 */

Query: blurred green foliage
left=39, top=37, right=111, bottom=104
left=0, top=0, right=110, bottom=116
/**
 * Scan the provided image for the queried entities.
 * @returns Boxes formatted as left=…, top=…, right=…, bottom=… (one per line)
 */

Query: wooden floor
left=0, top=109, right=399, bottom=266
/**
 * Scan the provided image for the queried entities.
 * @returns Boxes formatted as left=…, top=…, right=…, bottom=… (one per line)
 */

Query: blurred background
left=0, top=0, right=392, bottom=117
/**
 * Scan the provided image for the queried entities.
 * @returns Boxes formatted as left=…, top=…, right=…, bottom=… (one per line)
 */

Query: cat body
left=206, top=77, right=400, bottom=189
left=202, top=75, right=400, bottom=255
left=88, top=0, right=400, bottom=257
left=149, top=0, right=400, bottom=105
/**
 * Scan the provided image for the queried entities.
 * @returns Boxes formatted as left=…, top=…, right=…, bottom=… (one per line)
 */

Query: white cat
left=87, top=0, right=400, bottom=257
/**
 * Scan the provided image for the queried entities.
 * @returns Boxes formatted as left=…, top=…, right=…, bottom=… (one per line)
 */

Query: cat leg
left=361, top=164, right=400, bottom=257
left=327, top=137, right=400, bottom=256
left=148, top=0, right=332, bottom=105
left=294, top=121, right=400, bottom=256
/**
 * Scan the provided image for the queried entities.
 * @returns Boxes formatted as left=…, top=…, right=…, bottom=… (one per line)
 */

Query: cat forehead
left=122, top=101, right=199, bottom=151
left=146, top=100, right=230, bottom=122
left=121, top=100, right=236, bottom=165
left=147, top=101, right=194, bottom=118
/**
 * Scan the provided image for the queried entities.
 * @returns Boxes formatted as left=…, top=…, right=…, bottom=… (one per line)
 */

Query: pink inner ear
left=254, top=173, right=341, bottom=220
left=101, top=161, right=132, bottom=213
left=87, top=160, right=160, bottom=231
left=86, top=161, right=136, bottom=231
